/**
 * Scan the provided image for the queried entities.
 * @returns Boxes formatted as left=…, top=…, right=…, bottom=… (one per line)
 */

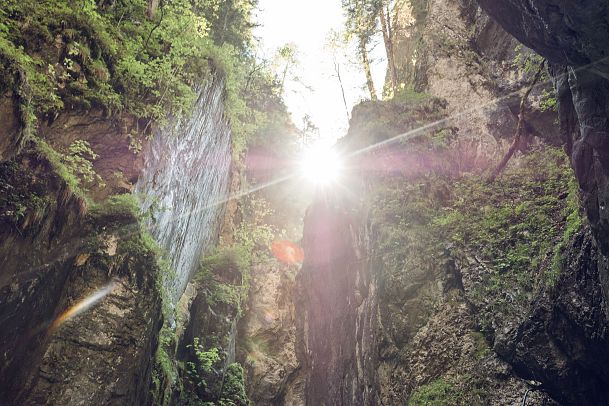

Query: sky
left=253, top=0, right=387, bottom=145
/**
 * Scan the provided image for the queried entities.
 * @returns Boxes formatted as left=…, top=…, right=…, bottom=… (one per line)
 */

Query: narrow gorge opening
left=1, top=1, right=609, bottom=406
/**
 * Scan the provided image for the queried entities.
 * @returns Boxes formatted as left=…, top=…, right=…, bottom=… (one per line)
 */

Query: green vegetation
left=469, top=331, right=491, bottom=360
left=372, top=146, right=582, bottom=335
left=408, top=378, right=459, bottom=406
left=408, top=375, right=487, bottom=406
left=182, top=337, right=249, bottom=405
left=513, top=44, right=556, bottom=112
left=389, top=85, right=430, bottom=103
left=0, top=0, right=290, bottom=156
left=34, top=138, right=89, bottom=202
left=61, top=140, right=105, bottom=189
left=185, top=337, right=221, bottom=389
left=219, top=363, right=249, bottom=406
left=195, top=245, right=251, bottom=315
left=90, top=193, right=140, bottom=219
left=548, top=174, right=583, bottom=285
left=0, top=159, right=51, bottom=228
left=440, top=147, right=581, bottom=301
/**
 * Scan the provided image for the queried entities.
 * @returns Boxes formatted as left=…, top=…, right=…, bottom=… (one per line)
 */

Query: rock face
left=393, top=0, right=559, bottom=167
left=294, top=97, right=564, bottom=405
left=136, top=79, right=232, bottom=302
left=496, top=228, right=609, bottom=406
left=470, top=1, right=609, bottom=404
left=298, top=195, right=379, bottom=406
left=239, top=261, right=304, bottom=405
left=0, top=75, right=233, bottom=405
left=0, top=151, right=161, bottom=405
left=476, top=0, right=609, bottom=253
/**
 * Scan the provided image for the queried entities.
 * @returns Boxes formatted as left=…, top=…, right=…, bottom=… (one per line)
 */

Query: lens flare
left=48, top=281, right=118, bottom=333
left=271, top=240, right=304, bottom=265
left=300, top=144, right=343, bottom=186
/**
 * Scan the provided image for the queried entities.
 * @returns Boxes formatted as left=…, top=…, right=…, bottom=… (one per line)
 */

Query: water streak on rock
left=136, top=78, right=232, bottom=302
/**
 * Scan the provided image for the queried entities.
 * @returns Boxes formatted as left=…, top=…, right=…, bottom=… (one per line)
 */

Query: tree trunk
left=334, top=61, right=350, bottom=121
left=488, top=60, right=546, bottom=182
left=379, top=3, right=398, bottom=94
left=146, top=0, right=159, bottom=19
left=359, top=37, right=378, bottom=101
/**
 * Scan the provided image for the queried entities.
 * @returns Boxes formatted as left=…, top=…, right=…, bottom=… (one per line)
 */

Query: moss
left=408, top=375, right=487, bottom=406
left=152, top=324, right=180, bottom=406
left=391, top=86, right=431, bottom=103
left=90, top=193, right=141, bottom=220
left=469, top=331, right=491, bottom=359
left=34, top=138, right=89, bottom=203
left=372, top=145, right=578, bottom=335
left=219, top=363, right=249, bottom=406
left=195, top=246, right=252, bottom=314
left=547, top=174, right=583, bottom=285
left=409, top=379, right=456, bottom=406
left=1, top=0, right=290, bottom=157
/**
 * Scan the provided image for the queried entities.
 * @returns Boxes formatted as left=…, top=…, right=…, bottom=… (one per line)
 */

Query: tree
left=191, top=0, right=258, bottom=52
left=489, top=60, right=546, bottom=182
left=325, top=29, right=351, bottom=121
left=146, top=0, right=160, bottom=18
left=275, top=43, right=298, bottom=93
left=378, top=0, right=399, bottom=94
left=342, top=0, right=379, bottom=100
left=301, top=114, right=319, bottom=145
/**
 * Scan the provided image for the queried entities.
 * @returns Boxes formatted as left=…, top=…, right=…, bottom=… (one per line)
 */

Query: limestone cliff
left=296, top=96, right=568, bottom=404
left=393, top=0, right=559, bottom=166
left=471, top=1, right=609, bottom=404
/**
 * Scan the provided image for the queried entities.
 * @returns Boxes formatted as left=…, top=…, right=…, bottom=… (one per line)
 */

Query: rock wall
left=239, top=261, right=304, bottom=405
left=0, top=149, right=161, bottom=405
left=295, top=92, right=568, bottom=404
left=393, top=0, right=559, bottom=169
left=297, top=192, right=379, bottom=406
left=470, top=1, right=609, bottom=404
left=0, top=75, right=234, bottom=405
left=136, top=78, right=232, bottom=303
left=475, top=0, right=609, bottom=253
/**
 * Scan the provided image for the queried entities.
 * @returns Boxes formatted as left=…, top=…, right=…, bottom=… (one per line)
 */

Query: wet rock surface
left=298, top=197, right=379, bottom=406
left=495, top=228, right=609, bottom=406
left=0, top=150, right=161, bottom=405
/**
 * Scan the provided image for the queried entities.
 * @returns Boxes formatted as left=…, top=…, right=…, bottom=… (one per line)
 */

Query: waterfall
left=136, top=77, right=232, bottom=303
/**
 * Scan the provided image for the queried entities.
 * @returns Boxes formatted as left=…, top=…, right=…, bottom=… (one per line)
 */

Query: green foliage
left=196, top=245, right=251, bottom=313
left=437, top=148, right=578, bottom=325
left=90, top=193, right=141, bottom=220
left=372, top=146, right=580, bottom=335
left=342, top=0, right=380, bottom=43
left=0, top=0, right=275, bottom=155
left=513, top=44, right=556, bottom=111
left=408, top=376, right=487, bottom=406
left=548, top=174, right=583, bottom=285
left=219, top=363, right=249, bottom=406
left=184, top=337, right=225, bottom=397
left=61, top=140, right=104, bottom=189
left=152, top=323, right=180, bottom=406
left=34, top=138, right=88, bottom=201
left=539, top=89, right=558, bottom=112
left=234, top=195, right=279, bottom=257
left=387, top=84, right=430, bottom=103
left=408, top=379, right=457, bottom=406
